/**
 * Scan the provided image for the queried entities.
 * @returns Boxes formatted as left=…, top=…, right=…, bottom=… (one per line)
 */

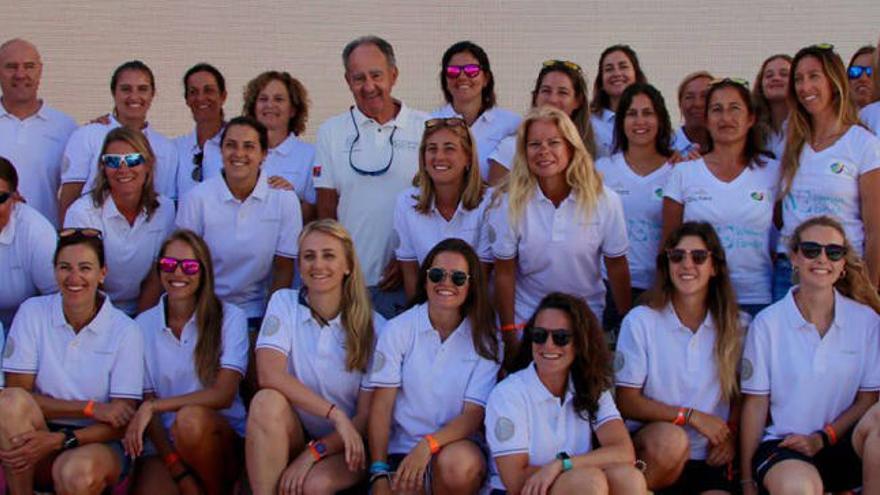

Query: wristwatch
left=556, top=451, right=573, bottom=472
left=61, top=428, right=79, bottom=451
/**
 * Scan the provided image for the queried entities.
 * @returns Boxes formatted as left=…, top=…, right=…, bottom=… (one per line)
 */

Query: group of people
left=0, top=32, right=879, bottom=495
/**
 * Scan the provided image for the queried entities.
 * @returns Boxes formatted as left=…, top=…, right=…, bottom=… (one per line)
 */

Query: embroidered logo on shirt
left=750, top=192, right=765, bottom=201
left=741, top=358, right=753, bottom=381
left=312, top=166, right=322, bottom=177
left=653, top=187, right=663, bottom=199
left=613, top=351, right=625, bottom=372
left=495, top=417, right=515, bottom=442
left=3, top=337, right=13, bottom=359
left=829, top=162, right=845, bottom=174
left=372, top=351, right=386, bottom=373
left=263, top=315, right=281, bottom=337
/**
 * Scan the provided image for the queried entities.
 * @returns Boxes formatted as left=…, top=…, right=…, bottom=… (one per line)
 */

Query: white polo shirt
left=671, top=127, right=696, bottom=155
left=64, top=195, right=176, bottom=315
left=61, top=115, right=179, bottom=200
left=2, top=293, right=144, bottom=426
left=137, top=297, right=248, bottom=436
left=0, top=102, right=77, bottom=227
left=742, top=288, right=880, bottom=441
left=368, top=303, right=500, bottom=453
left=393, top=186, right=492, bottom=265
left=596, top=153, right=671, bottom=289
left=615, top=304, right=748, bottom=459
left=431, top=104, right=521, bottom=180
left=590, top=109, right=616, bottom=158
left=174, top=127, right=224, bottom=200
left=488, top=187, right=629, bottom=323
left=665, top=158, right=780, bottom=305
left=485, top=364, right=621, bottom=491
left=0, top=203, right=57, bottom=328
left=263, top=133, right=317, bottom=204
left=313, top=103, right=429, bottom=285
left=861, top=101, right=880, bottom=135
left=176, top=173, right=301, bottom=317
left=779, top=126, right=880, bottom=256
left=256, top=289, right=386, bottom=438
left=487, top=135, right=517, bottom=170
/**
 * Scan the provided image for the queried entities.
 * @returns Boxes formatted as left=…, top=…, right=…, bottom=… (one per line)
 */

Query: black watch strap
left=61, top=428, right=79, bottom=451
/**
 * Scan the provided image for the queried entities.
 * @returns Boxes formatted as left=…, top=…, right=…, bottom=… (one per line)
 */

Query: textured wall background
left=2, top=1, right=877, bottom=141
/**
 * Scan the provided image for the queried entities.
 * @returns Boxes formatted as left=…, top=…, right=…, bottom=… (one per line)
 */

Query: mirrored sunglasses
left=101, top=153, right=145, bottom=169
left=158, top=256, right=202, bottom=275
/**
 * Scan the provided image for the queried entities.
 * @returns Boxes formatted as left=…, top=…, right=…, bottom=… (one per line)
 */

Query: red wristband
left=824, top=424, right=838, bottom=445
left=308, top=440, right=323, bottom=462
left=425, top=434, right=441, bottom=455
left=673, top=407, right=687, bottom=426
left=164, top=451, right=181, bottom=468
left=501, top=323, right=524, bottom=332
left=83, top=400, right=96, bottom=418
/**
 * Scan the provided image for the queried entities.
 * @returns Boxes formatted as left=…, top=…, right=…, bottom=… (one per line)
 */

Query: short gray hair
left=342, top=35, right=396, bottom=71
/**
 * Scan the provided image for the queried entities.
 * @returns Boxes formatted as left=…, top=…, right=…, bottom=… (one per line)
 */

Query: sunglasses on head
left=709, top=77, right=749, bottom=89
left=797, top=241, right=847, bottom=261
left=0, top=191, right=11, bottom=205
left=811, top=43, right=835, bottom=51
left=101, top=153, right=145, bottom=169
left=158, top=256, right=202, bottom=275
left=59, top=227, right=103, bottom=240
left=667, top=248, right=711, bottom=265
left=445, top=64, right=482, bottom=79
left=426, top=267, right=470, bottom=286
left=542, top=59, right=582, bottom=73
left=529, top=326, right=574, bottom=346
left=848, top=65, right=874, bottom=79
left=425, top=117, right=468, bottom=130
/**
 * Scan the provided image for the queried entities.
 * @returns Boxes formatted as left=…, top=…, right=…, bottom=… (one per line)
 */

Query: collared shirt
left=0, top=203, right=57, bottom=328
left=485, top=364, right=620, bottom=491
left=590, top=109, right=616, bottom=158
left=488, top=186, right=628, bottom=322
left=862, top=101, right=880, bottom=135
left=64, top=195, right=175, bottom=315
left=487, top=135, right=517, bottom=170
left=431, top=104, right=521, bottom=180
left=779, top=125, right=880, bottom=256
left=176, top=173, right=301, bottom=317
left=393, top=186, right=492, bottom=265
left=0, top=102, right=77, bottom=227
left=263, top=133, right=317, bottom=204
left=368, top=303, right=500, bottom=453
left=256, top=289, right=386, bottom=438
left=3, top=293, right=144, bottom=426
left=61, top=115, right=179, bottom=200
left=616, top=304, right=748, bottom=459
left=1, top=321, right=6, bottom=388
left=313, top=103, right=429, bottom=285
left=665, top=158, right=781, bottom=304
left=671, top=126, right=696, bottom=155
left=742, top=288, right=880, bottom=441
left=137, top=297, right=249, bottom=436
left=595, top=153, right=671, bottom=289
left=174, top=127, right=224, bottom=200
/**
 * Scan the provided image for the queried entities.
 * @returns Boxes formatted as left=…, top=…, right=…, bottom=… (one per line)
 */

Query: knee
left=768, top=476, right=822, bottom=495
left=435, top=448, right=484, bottom=488
left=171, top=405, right=214, bottom=445
left=604, top=463, right=647, bottom=492
left=53, top=453, right=102, bottom=494
left=638, top=424, right=689, bottom=467
left=555, top=467, right=608, bottom=495
left=0, top=388, right=36, bottom=425
left=247, top=389, right=290, bottom=431
left=302, top=472, right=335, bottom=495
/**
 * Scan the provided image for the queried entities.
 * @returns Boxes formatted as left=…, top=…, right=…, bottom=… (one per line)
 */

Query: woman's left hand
left=268, top=175, right=294, bottom=191
left=123, top=401, right=154, bottom=457
left=521, top=459, right=563, bottom=495
left=392, top=440, right=432, bottom=493
left=778, top=433, right=823, bottom=457
left=0, top=430, right=62, bottom=473
left=706, top=434, right=736, bottom=466
left=277, top=450, right=316, bottom=495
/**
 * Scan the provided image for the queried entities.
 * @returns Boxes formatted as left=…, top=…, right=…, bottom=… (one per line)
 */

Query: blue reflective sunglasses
left=848, top=65, right=874, bottom=79
left=100, top=153, right=145, bottom=169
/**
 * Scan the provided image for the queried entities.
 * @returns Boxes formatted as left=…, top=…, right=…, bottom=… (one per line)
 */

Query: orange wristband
left=673, top=407, right=687, bottom=426
left=308, top=441, right=323, bottom=462
left=501, top=323, right=524, bottom=332
left=425, top=434, right=441, bottom=455
left=164, top=451, right=181, bottom=468
left=824, top=424, right=838, bottom=445
left=83, top=400, right=96, bottom=418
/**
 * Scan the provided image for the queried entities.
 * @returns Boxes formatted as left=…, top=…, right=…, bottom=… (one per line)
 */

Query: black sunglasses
left=797, top=241, right=847, bottom=261
left=529, top=326, right=574, bottom=346
left=59, top=227, right=103, bottom=240
left=666, top=248, right=711, bottom=265
left=0, top=191, right=11, bottom=205
left=426, top=267, right=470, bottom=287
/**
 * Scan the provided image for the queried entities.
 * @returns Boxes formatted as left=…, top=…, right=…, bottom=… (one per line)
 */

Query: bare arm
left=368, top=386, right=398, bottom=463
left=58, top=182, right=84, bottom=223
left=488, top=161, right=510, bottom=187
left=270, top=256, right=295, bottom=294
left=739, top=394, right=769, bottom=486
left=859, top=170, right=880, bottom=286
left=316, top=188, right=339, bottom=220
left=604, top=255, right=632, bottom=316
left=494, top=257, right=519, bottom=362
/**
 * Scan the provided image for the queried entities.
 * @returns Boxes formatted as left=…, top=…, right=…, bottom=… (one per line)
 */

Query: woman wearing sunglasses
left=0, top=158, right=56, bottom=329
left=393, top=117, right=492, bottom=301
left=124, top=229, right=247, bottom=495
left=243, top=70, right=317, bottom=223
left=848, top=45, right=876, bottom=109
left=663, top=78, right=779, bottom=316
left=777, top=44, right=880, bottom=297
left=175, top=63, right=227, bottom=199
left=63, top=127, right=175, bottom=316
left=432, top=41, right=520, bottom=185
left=369, top=238, right=500, bottom=495
left=247, top=219, right=381, bottom=495
left=0, top=228, right=143, bottom=495
left=590, top=45, right=649, bottom=158
left=488, top=105, right=630, bottom=358
left=860, top=37, right=880, bottom=135
left=59, top=60, right=178, bottom=218
left=740, top=215, right=880, bottom=495
left=485, top=292, right=644, bottom=495
left=752, top=54, right=792, bottom=160
left=616, top=222, right=743, bottom=494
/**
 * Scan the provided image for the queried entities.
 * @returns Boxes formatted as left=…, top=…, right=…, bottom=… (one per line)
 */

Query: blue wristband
left=556, top=452, right=573, bottom=471
left=370, top=461, right=391, bottom=474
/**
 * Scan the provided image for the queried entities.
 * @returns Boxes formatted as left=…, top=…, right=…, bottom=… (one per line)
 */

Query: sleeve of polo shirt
left=393, top=192, right=417, bottom=261
left=2, top=301, right=40, bottom=374
left=220, top=305, right=249, bottom=377
left=741, top=316, right=770, bottom=395
left=663, top=164, right=685, bottom=203
left=28, top=214, right=59, bottom=295
left=475, top=199, right=494, bottom=263
left=487, top=197, right=517, bottom=260
left=599, top=191, right=629, bottom=258
left=860, top=318, right=880, bottom=391
left=360, top=314, right=388, bottom=390
left=367, top=315, right=411, bottom=388
left=62, top=199, right=89, bottom=229
left=60, top=127, right=93, bottom=184
left=464, top=354, right=501, bottom=407
left=109, top=323, right=144, bottom=400
left=485, top=381, right=529, bottom=458
left=312, top=124, right=336, bottom=190
left=255, top=291, right=293, bottom=357
left=275, top=192, right=301, bottom=259
left=174, top=192, right=203, bottom=235
left=614, top=311, right=647, bottom=388
left=591, top=389, right=623, bottom=430
left=487, top=136, right=516, bottom=170
left=857, top=132, right=880, bottom=174
left=302, top=148, right=317, bottom=204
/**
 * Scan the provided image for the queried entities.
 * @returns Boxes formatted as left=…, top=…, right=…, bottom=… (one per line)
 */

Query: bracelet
left=172, top=468, right=194, bottom=484
left=425, top=434, right=441, bottom=455
left=308, top=440, right=327, bottom=462
left=325, top=403, right=336, bottom=419
left=823, top=424, right=838, bottom=445
left=370, top=461, right=391, bottom=475
left=369, top=472, right=391, bottom=485
left=684, top=408, right=694, bottom=425
left=673, top=407, right=687, bottom=426
left=500, top=323, right=523, bottom=332
left=164, top=451, right=181, bottom=469
left=83, top=400, right=96, bottom=418
left=817, top=429, right=830, bottom=449
left=740, top=479, right=758, bottom=486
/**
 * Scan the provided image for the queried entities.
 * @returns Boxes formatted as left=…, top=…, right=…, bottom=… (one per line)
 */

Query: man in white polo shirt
left=0, top=38, right=77, bottom=227
left=314, top=35, right=428, bottom=318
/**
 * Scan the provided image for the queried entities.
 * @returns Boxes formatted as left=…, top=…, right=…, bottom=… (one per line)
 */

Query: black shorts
left=656, top=459, right=735, bottom=495
left=752, top=432, right=862, bottom=493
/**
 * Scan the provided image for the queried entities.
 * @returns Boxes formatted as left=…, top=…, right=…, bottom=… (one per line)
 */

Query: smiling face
left=601, top=50, right=636, bottom=99
left=531, top=307, right=575, bottom=377
left=706, top=86, right=755, bottom=146
left=445, top=51, right=486, bottom=107
left=55, top=243, right=106, bottom=308
left=345, top=43, right=398, bottom=120
left=762, top=57, right=791, bottom=103
left=680, top=76, right=711, bottom=128
left=791, top=225, right=847, bottom=291
left=425, top=251, right=470, bottom=312
left=255, top=78, right=294, bottom=134
left=221, top=123, right=265, bottom=184
left=526, top=119, right=571, bottom=180
left=185, top=70, right=226, bottom=125
left=624, top=93, right=659, bottom=148
left=113, top=69, right=154, bottom=123
left=668, top=235, right=715, bottom=298
left=423, top=127, right=469, bottom=188
left=850, top=52, right=875, bottom=108
left=299, top=230, right=349, bottom=297
left=103, top=139, right=149, bottom=197
left=794, top=56, right=835, bottom=118
left=0, top=40, right=42, bottom=106
left=534, top=71, right=581, bottom=117
left=160, top=239, right=201, bottom=302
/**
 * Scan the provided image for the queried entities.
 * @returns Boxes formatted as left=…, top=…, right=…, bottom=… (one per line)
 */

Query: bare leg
left=762, top=459, right=822, bottom=495
left=632, top=422, right=689, bottom=490
left=431, top=439, right=485, bottom=495
left=245, top=389, right=304, bottom=495
left=129, top=456, right=178, bottom=495
left=551, top=467, right=609, bottom=495
left=171, top=405, right=242, bottom=495
left=52, top=443, right=121, bottom=495
left=603, top=462, right=647, bottom=494
left=0, top=388, right=49, bottom=495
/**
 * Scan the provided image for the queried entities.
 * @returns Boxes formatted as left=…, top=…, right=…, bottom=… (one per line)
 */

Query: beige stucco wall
left=2, top=1, right=877, bottom=140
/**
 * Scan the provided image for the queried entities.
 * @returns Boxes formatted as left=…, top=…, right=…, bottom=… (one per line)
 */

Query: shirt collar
left=434, top=103, right=493, bottom=124
left=524, top=362, right=575, bottom=405
left=663, top=303, right=715, bottom=334
left=601, top=108, right=615, bottom=123
left=0, top=203, right=19, bottom=245
left=52, top=292, right=115, bottom=335
left=0, top=99, right=48, bottom=121
left=296, top=290, right=344, bottom=329
left=270, top=133, right=298, bottom=157
left=109, top=114, right=152, bottom=133
left=784, top=286, right=846, bottom=333
left=416, top=303, right=471, bottom=341
left=219, top=171, right=269, bottom=202
left=352, top=100, right=414, bottom=130
left=534, top=185, right=575, bottom=207
left=157, top=295, right=198, bottom=340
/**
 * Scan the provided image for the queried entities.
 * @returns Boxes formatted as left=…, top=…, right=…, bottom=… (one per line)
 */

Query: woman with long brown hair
left=590, top=45, right=648, bottom=158
left=752, top=54, right=792, bottom=159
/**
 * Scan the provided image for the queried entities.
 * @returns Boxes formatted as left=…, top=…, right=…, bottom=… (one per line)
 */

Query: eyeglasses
left=348, top=106, right=397, bottom=177
left=101, top=153, right=145, bottom=169
left=709, top=77, right=749, bottom=89
left=425, top=117, right=468, bottom=129
left=0, top=192, right=11, bottom=205
left=667, top=248, right=711, bottom=265
left=192, top=149, right=204, bottom=182
left=158, top=256, right=202, bottom=275
left=542, top=59, right=582, bottom=73
left=426, top=267, right=470, bottom=286
left=848, top=65, right=874, bottom=79
left=528, top=326, right=574, bottom=346
left=796, top=241, right=847, bottom=261
left=59, top=228, right=103, bottom=240
left=445, top=64, right=482, bottom=79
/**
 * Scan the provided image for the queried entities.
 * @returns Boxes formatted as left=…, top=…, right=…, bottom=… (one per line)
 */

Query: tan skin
left=849, top=52, right=876, bottom=109
left=678, top=76, right=712, bottom=153
left=185, top=70, right=226, bottom=149
left=0, top=39, right=43, bottom=120
left=761, top=57, right=791, bottom=133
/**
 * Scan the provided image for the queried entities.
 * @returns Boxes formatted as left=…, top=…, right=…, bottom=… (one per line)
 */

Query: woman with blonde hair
left=616, top=222, right=745, bottom=494
left=488, top=105, right=630, bottom=358
left=741, top=215, right=880, bottom=495
left=63, top=127, right=175, bottom=315
left=247, top=219, right=384, bottom=495
left=393, top=117, right=492, bottom=300
left=752, top=54, right=792, bottom=158
left=776, top=44, right=880, bottom=297
left=124, top=229, right=248, bottom=495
